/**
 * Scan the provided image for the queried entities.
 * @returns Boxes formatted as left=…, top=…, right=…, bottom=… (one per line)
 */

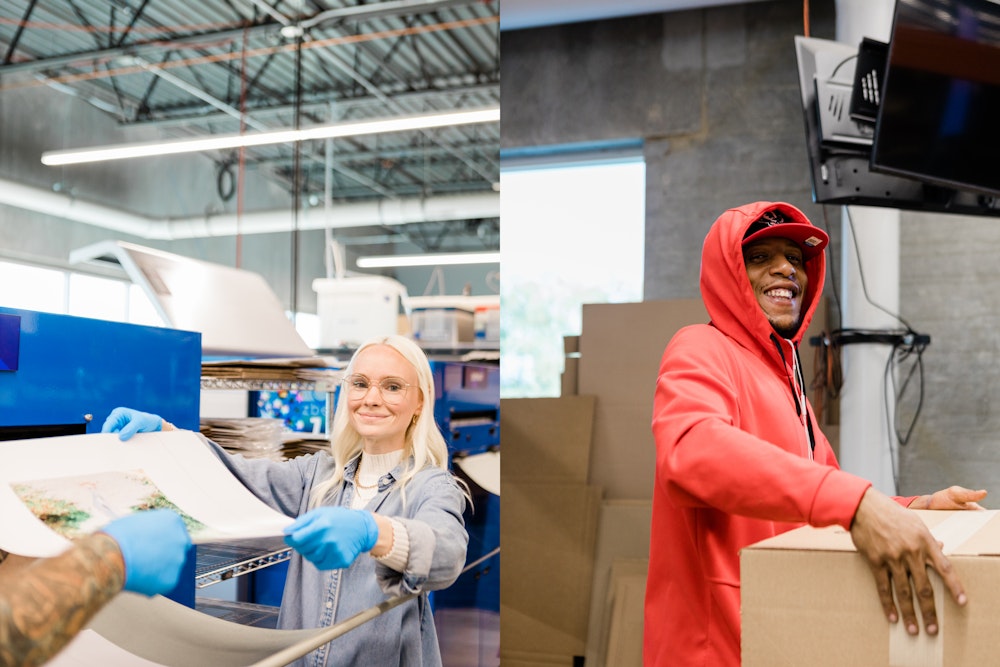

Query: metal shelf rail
left=195, top=537, right=293, bottom=589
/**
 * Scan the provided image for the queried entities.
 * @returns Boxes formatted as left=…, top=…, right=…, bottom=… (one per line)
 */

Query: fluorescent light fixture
left=357, top=251, right=500, bottom=268
left=41, top=106, right=500, bottom=166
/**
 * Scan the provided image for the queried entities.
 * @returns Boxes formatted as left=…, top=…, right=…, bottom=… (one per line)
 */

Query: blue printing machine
left=0, top=309, right=501, bottom=615
left=0, top=307, right=202, bottom=606
left=429, top=359, right=500, bottom=613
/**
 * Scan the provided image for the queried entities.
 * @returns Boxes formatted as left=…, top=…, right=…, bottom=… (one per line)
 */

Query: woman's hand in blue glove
left=283, top=507, right=379, bottom=570
left=101, top=407, right=162, bottom=441
left=101, top=509, right=192, bottom=596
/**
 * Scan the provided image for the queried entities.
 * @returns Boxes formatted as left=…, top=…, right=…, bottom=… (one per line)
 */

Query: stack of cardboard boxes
left=500, top=394, right=601, bottom=666
left=501, top=298, right=834, bottom=666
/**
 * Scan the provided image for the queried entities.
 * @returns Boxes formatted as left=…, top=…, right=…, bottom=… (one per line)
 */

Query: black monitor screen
left=871, top=0, right=1000, bottom=197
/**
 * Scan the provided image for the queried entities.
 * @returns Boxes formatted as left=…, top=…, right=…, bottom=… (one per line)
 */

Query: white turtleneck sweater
left=352, top=449, right=410, bottom=571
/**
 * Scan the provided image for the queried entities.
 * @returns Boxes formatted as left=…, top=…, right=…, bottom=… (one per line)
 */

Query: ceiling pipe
left=0, top=177, right=498, bottom=240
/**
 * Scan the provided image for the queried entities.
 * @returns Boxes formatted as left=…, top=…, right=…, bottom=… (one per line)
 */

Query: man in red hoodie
left=644, top=201, right=987, bottom=666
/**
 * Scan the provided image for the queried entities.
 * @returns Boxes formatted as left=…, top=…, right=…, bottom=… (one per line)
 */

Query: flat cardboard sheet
left=500, top=395, right=595, bottom=484
left=0, top=431, right=292, bottom=557
left=584, top=501, right=651, bottom=667
left=501, top=481, right=602, bottom=659
left=578, top=300, right=707, bottom=500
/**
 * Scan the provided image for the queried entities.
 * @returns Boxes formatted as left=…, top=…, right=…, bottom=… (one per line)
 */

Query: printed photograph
left=12, top=469, right=208, bottom=539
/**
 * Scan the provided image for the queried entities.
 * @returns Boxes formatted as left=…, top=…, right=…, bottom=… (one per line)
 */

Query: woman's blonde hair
left=309, top=335, right=451, bottom=508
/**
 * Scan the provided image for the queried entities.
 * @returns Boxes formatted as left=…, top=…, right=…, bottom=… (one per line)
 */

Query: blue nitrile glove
left=101, top=407, right=162, bottom=441
left=101, top=509, right=191, bottom=596
left=283, top=507, right=379, bottom=571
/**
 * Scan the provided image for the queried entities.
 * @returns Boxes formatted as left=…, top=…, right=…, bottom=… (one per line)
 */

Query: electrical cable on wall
left=809, top=206, right=930, bottom=489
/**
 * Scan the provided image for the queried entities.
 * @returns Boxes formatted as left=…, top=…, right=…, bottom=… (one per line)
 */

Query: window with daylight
left=500, top=154, right=646, bottom=398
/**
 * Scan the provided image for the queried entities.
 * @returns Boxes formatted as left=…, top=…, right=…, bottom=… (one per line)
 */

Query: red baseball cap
left=741, top=208, right=829, bottom=260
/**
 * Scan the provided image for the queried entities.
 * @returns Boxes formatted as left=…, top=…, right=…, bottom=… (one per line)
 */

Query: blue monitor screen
left=0, top=314, right=20, bottom=371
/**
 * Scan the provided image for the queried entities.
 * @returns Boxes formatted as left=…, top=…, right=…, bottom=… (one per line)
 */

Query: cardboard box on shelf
left=742, top=510, right=1000, bottom=667
left=410, top=307, right=474, bottom=345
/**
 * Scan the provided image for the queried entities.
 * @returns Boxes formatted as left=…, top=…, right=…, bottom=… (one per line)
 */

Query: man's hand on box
left=908, top=485, right=987, bottom=511
left=850, top=487, right=966, bottom=637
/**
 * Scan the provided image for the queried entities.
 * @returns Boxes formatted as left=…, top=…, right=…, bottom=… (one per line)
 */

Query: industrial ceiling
left=0, top=0, right=499, bottom=254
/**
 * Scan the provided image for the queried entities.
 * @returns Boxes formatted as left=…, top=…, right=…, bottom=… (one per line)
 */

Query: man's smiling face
left=743, top=236, right=808, bottom=338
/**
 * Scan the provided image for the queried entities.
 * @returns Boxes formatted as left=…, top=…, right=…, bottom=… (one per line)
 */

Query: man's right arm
left=0, top=533, right=125, bottom=667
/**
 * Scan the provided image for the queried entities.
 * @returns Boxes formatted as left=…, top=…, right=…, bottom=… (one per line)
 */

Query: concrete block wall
left=502, top=0, right=1000, bottom=499
left=502, top=1, right=842, bottom=303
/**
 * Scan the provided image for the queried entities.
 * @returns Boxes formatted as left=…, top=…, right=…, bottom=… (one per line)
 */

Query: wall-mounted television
left=870, top=0, right=1000, bottom=198
left=794, top=34, right=1000, bottom=216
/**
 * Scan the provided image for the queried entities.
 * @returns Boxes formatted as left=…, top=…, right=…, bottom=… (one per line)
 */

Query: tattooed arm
left=0, top=534, right=125, bottom=667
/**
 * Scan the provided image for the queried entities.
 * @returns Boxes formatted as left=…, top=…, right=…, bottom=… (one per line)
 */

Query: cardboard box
left=578, top=298, right=829, bottom=500
left=498, top=650, right=578, bottom=666
left=585, top=501, right=652, bottom=666
left=742, top=510, right=1000, bottom=666
left=603, top=561, right=647, bottom=667
left=561, top=355, right=579, bottom=396
left=578, top=300, right=708, bottom=500
left=562, top=335, right=581, bottom=396
left=501, top=481, right=603, bottom=660
left=411, top=307, right=474, bottom=345
left=500, top=395, right=595, bottom=484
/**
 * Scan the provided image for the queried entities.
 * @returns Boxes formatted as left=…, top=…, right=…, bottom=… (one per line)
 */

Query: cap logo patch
left=758, top=210, right=787, bottom=226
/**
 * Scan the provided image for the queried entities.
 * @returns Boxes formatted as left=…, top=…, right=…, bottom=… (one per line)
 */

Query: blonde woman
left=103, top=335, right=469, bottom=667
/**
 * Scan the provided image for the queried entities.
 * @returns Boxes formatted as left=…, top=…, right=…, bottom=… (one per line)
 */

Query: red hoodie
left=643, top=202, right=911, bottom=666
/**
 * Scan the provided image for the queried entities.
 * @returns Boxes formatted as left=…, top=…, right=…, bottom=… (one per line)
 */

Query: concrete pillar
left=833, top=0, right=899, bottom=494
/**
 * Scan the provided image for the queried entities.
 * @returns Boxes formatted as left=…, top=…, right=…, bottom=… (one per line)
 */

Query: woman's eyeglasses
left=342, top=374, right=413, bottom=404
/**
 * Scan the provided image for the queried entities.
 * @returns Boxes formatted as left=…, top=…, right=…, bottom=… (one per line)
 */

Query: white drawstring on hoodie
left=788, top=338, right=813, bottom=461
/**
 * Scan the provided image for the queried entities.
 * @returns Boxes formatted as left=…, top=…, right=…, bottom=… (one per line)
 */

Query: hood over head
left=700, top=201, right=827, bottom=352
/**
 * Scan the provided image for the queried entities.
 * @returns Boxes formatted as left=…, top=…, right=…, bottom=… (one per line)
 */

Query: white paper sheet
left=46, top=629, right=171, bottom=667
left=454, top=450, right=500, bottom=496
left=85, top=594, right=322, bottom=667
left=0, top=431, right=293, bottom=557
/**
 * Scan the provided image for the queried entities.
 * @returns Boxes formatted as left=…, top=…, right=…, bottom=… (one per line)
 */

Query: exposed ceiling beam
left=0, top=0, right=489, bottom=77
left=123, top=83, right=498, bottom=129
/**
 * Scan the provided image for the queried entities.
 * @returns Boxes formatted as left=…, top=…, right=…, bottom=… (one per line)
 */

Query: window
left=500, top=154, right=646, bottom=398
left=0, top=262, right=66, bottom=314
left=68, top=273, right=128, bottom=321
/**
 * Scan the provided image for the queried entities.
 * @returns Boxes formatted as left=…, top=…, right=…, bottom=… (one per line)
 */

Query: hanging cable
left=235, top=20, right=251, bottom=268
left=809, top=205, right=931, bottom=487
left=290, top=29, right=304, bottom=324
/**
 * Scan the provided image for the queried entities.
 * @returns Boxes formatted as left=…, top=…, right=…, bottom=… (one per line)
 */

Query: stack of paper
left=199, top=417, right=285, bottom=460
